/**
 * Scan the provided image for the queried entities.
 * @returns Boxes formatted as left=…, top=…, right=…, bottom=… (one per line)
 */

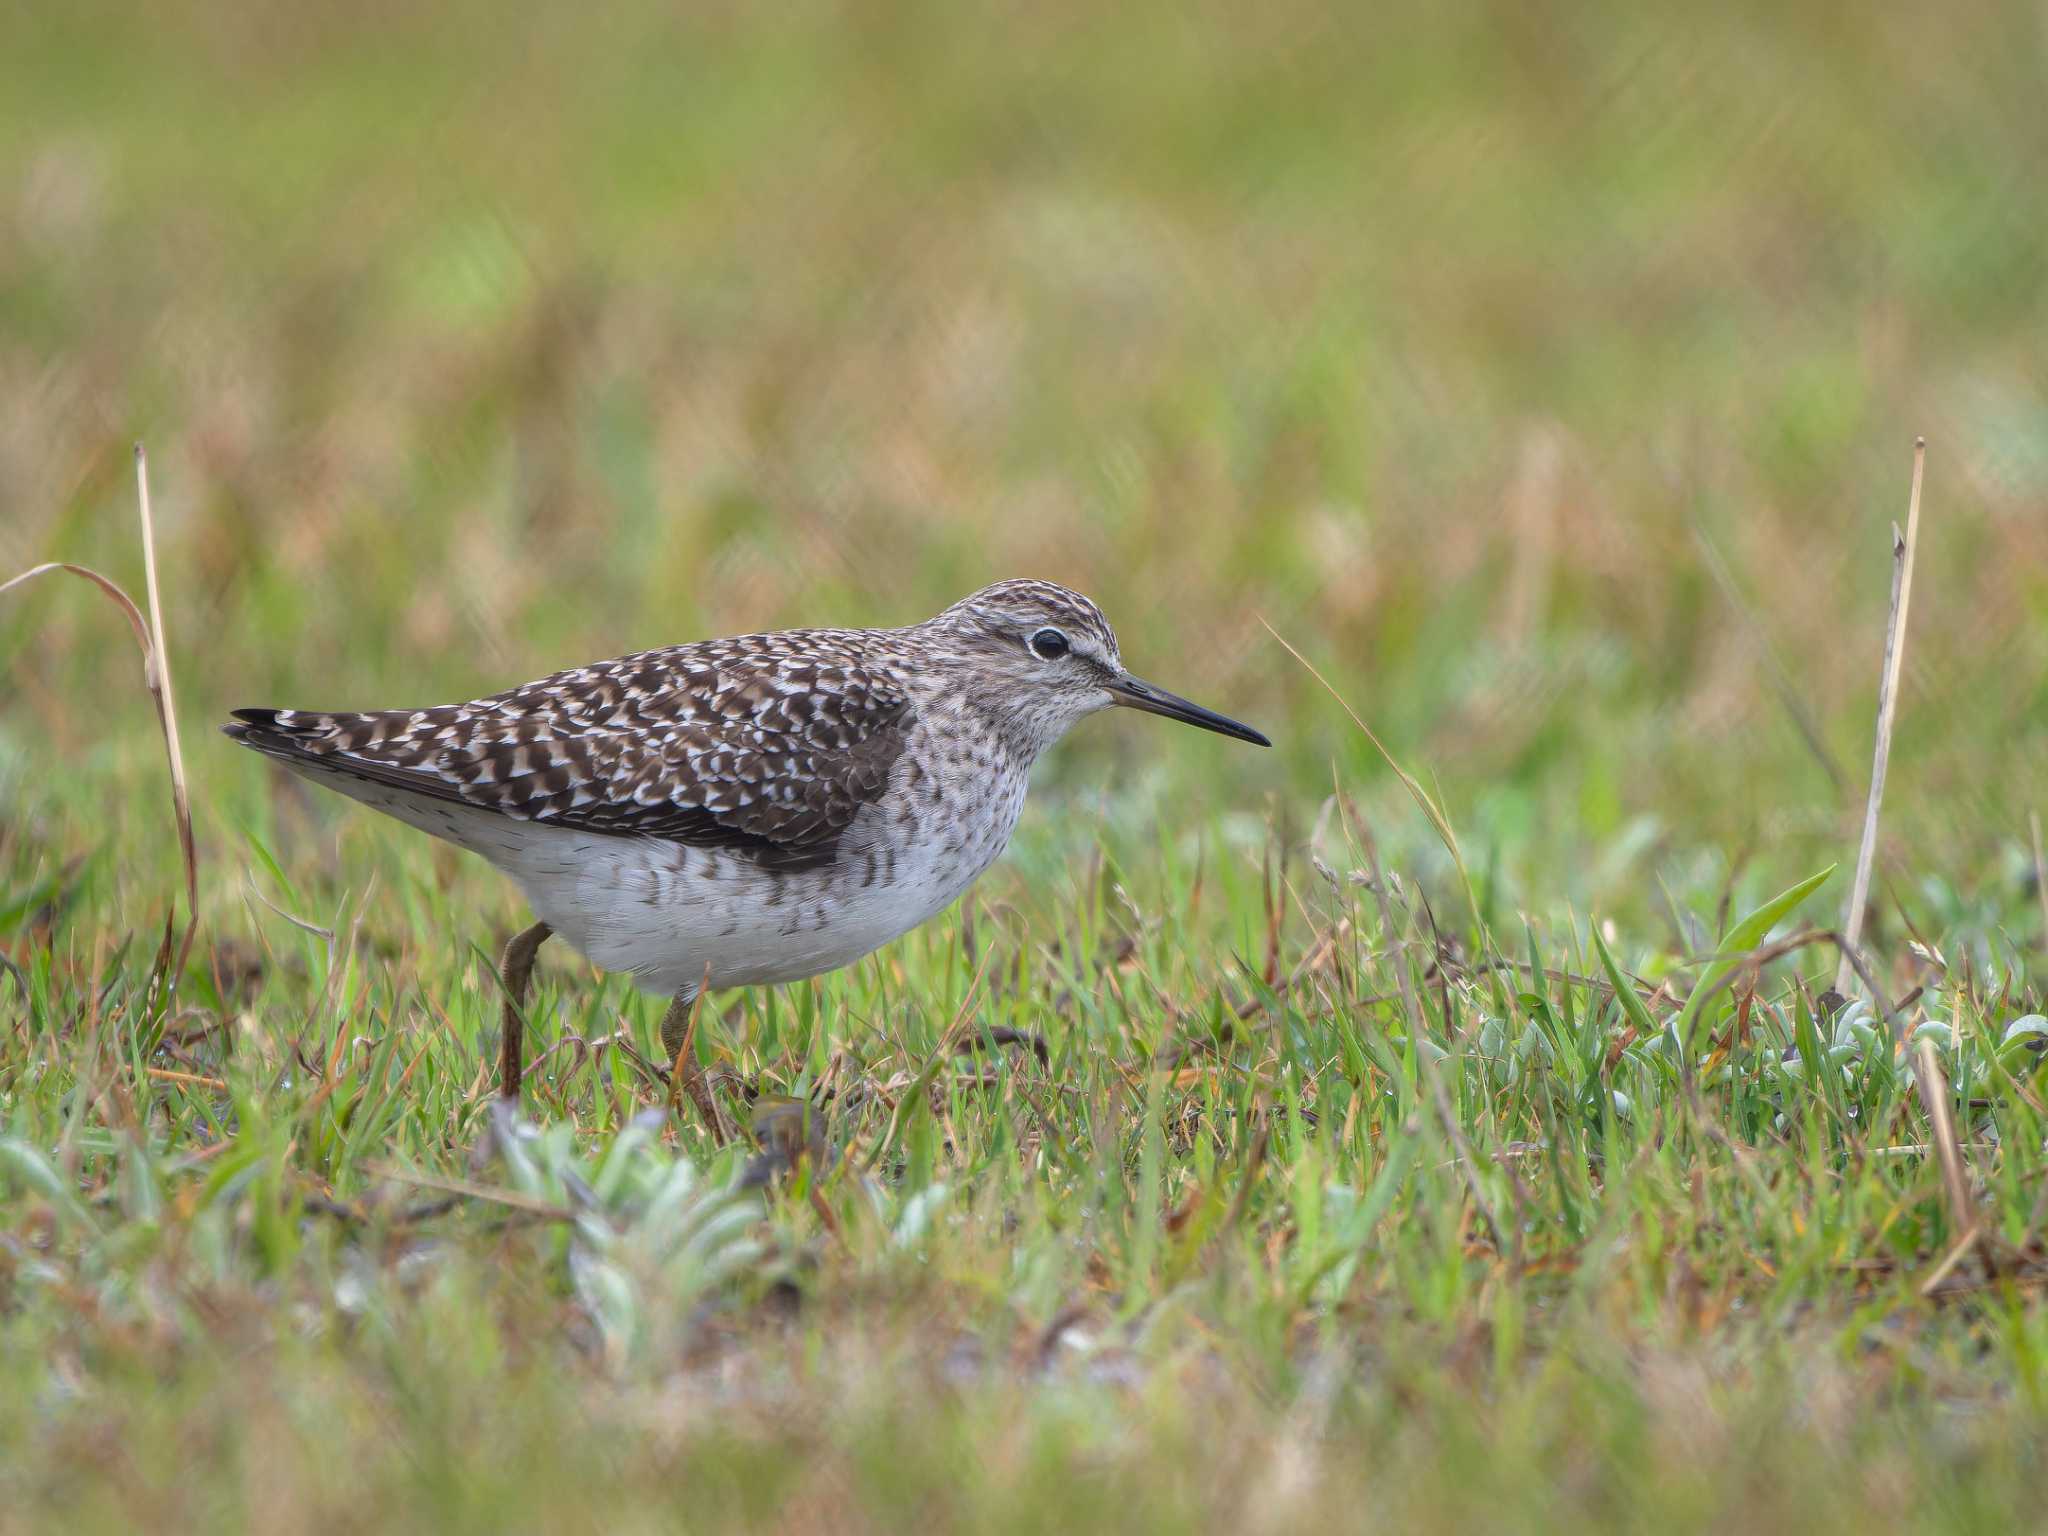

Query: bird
left=222, top=579, right=1269, bottom=1104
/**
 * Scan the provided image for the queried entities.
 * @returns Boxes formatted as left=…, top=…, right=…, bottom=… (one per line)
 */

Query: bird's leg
left=659, top=988, right=696, bottom=1066
left=497, top=920, right=553, bottom=1100
left=660, top=990, right=729, bottom=1143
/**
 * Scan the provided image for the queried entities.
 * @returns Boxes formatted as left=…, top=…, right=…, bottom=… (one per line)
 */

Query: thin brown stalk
left=0, top=445, right=199, bottom=1018
left=133, top=447, right=197, bottom=991
left=1918, top=1222, right=1984, bottom=1299
left=145, top=1065, right=228, bottom=1091
left=1910, top=1036, right=1980, bottom=1296
left=243, top=879, right=337, bottom=942
left=362, top=1161, right=578, bottom=1221
left=1835, top=438, right=1925, bottom=997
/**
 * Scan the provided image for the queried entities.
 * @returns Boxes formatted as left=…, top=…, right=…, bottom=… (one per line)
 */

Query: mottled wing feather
left=228, top=630, right=914, bottom=871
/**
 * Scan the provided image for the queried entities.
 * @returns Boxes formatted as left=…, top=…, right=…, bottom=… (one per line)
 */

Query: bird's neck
left=914, top=681, right=1066, bottom=774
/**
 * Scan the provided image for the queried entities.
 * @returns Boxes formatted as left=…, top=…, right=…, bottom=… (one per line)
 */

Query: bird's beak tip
left=1109, top=675, right=1272, bottom=748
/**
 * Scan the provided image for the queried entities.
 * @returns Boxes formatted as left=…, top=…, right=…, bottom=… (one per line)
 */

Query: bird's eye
left=1030, top=628, right=1071, bottom=661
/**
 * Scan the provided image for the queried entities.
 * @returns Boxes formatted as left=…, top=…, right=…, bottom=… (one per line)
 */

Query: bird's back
left=224, top=628, right=921, bottom=873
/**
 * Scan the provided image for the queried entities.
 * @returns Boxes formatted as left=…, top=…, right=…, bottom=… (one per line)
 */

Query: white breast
left=484, top=775, right=1026, bottom=998
left=306, top=723, right=1032, bottom=1000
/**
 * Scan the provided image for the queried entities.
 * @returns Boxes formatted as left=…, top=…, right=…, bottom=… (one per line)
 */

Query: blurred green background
left=5, top=12, right=2048, bottom=1526
left=4, top=0, right=2046, bottom=920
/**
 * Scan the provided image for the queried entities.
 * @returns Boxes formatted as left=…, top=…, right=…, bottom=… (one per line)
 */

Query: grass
left=6, top=0, right=2048, bottom=1528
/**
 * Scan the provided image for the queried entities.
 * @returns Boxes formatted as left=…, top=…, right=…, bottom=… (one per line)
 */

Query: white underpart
left=296, top=751, right=1030, bottom=998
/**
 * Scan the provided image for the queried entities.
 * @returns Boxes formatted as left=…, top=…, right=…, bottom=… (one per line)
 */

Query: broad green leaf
left=1718, top=865, right=1837, bottom=953
left=1676, top=865, right=1835, bottom=1053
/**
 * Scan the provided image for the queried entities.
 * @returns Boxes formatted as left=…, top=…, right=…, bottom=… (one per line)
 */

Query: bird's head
left=932, top=579, right=1270, bottom=757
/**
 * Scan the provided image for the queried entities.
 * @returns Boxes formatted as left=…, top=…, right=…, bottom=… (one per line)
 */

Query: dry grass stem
left=1835, top=438, right=1926, bottom=998
left=133, top=447, right=198, bottom=991
left=1911, top=1036, right=1976, bottom=1246
left=0, top=445, right=198, bottom=1020
left=361, top=1161, right=578, bottom=1221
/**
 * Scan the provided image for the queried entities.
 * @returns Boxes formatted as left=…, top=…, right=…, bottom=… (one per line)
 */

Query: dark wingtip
left=223, top=708, right=288, bottom=749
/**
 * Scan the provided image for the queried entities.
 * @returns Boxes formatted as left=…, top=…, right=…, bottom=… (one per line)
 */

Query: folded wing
left=224, top=632, right=915, bottom=872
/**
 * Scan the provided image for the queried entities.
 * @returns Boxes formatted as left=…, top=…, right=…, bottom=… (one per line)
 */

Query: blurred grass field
left=5, top=1, right=2048, bottom=1530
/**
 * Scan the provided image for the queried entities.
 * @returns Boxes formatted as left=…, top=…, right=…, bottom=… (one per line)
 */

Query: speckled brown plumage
left=227, top=631, right=915, bottom=872
left=224, top=578, right=1268, bottom=1102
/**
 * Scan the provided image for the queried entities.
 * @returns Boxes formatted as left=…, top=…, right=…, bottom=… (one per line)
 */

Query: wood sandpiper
left=223, top=579, right=1269, bottom=1101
